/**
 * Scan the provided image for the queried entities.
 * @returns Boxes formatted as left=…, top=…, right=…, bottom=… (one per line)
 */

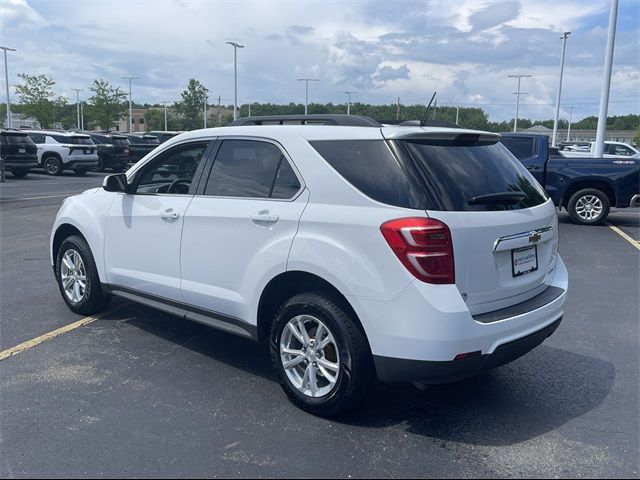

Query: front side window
left=204, top=139, right=301, bottom=199
left=614, top=145, right=634, bottom=156
left=135, top=143, right=208, bottom=195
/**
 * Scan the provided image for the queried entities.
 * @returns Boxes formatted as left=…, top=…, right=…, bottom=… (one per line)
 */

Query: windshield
left=394, top=139, right=548, bottom=211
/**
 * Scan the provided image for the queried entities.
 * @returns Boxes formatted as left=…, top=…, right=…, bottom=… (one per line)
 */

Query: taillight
left=380, top=217, right=455, bottom=284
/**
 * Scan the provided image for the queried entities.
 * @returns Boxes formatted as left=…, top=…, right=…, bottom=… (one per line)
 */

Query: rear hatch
left=110, top=135, right=130, bottom=158
left=68, top=136, right=97, bottom=155
left=384, top=128, right=558, bottom=315
left=0, top=131, right=38, bottom=162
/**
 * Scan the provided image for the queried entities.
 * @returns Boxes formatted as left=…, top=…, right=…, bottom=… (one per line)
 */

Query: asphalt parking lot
left=0, top=171, right=638, bottom=478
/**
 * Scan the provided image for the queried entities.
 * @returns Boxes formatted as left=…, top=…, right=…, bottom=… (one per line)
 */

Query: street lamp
left=71, top=89, right=83, bottom=130
left=298, top=78, right=319, bottom=115
left=122, top=76, right=140, bottom=133
left=566, top=106, right=577, bottom=142
left=552, top=32, right=571, bottom=147
left=161, top=101, right=169, bottom=130
left=345, top=91, right=357, bottom=115
left=226, top=41, right=244, bottom=121
left=508, top=74, right=531, bottom=132
left=1, top=46, right=16, bottom=128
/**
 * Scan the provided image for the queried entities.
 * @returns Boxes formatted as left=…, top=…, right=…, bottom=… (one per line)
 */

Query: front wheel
left=55, top=235, right=110, bottom=315
left=270, top=292, right=373, bottom=416
left=567, top=188, right=610, bottom=225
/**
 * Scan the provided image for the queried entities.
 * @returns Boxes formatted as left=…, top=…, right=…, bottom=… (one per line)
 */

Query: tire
left=43, top=155, right=63, bottom=176
left=55, top=235, right=111, bottom=315
left=11, top=168, right=29, bottom=178
left=567, top=188, right=610, bottom=225
left=73, top=169, right=87, bottom=176
left=270, top=291, right=374, bottom=416
left=93, top=158, right=104, bottom=172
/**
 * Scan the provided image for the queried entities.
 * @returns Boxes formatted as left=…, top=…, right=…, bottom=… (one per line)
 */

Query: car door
left=180, top=138, right=308, bottom=325
left=104, top=140, right=211, bottom=301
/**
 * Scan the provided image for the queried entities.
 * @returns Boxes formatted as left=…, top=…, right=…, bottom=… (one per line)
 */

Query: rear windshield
left=311, top=139, right=548, bottom=212
left=127, top=135, right=159, bottom=145
left=1, top=133, right=34, bottom=145
left=111, top=137, right=129, bottom=145
left=71, top=136, right=94, bottom=145
left=396, top=139, right=548, bottom=211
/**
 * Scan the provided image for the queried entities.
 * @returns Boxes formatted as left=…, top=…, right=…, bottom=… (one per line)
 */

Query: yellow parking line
left=0, top=309, right=115, bottom=362
left=606, top=222, right=640, bottom=251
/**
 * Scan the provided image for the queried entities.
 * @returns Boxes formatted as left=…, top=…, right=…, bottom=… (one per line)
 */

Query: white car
left=50, top=115, right=568, bottom=416
left=25, top=130, right=99, bottom=175
left=561, top=141, right=640, bottom=159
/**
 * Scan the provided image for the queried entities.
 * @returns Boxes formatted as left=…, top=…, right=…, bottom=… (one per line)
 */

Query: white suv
left=50, top=115, right=568, bottom=416
left=26, top=130, right=99, bottom=175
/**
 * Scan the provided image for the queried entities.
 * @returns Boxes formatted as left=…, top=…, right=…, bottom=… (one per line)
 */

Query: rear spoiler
left=382, top=127, right=501, bottom=145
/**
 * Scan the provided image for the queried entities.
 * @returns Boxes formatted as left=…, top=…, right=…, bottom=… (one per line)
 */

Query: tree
left=144, top=108, right=167, bottom=131
left=633, top=127, right=640, bottom=147
left=86, top=79, right=127, bottom=131
left=175, top=79, right=207, bottom=131
left=14, top=73, right=56, bottom=128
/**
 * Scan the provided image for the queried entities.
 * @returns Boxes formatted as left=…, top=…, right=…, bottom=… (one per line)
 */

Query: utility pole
left=552, top=32, right=571, bottom=147
left=1, top=46, right=16, bottom=129
left=217, top=95, right=221, bottom=126
left=432, top=98, right=437, bottom=120
left=80, top=101, right=84, bottom=130
left=566, top=106, right=576, bottom=142
left=161, top=101, right=169, bottom=130
left=508, top=74, right=531, bottom=132
left=122, top=76, right=140, bottom=133
left=396, top=97, right=400, bottom=120
left=594, top=0, right=618, bottom=158
left=345, top=91, right=357, bottom=115
left=71, top=89, right=83, bottom=130
left=203, top=88, right=209, bottom=128
left=455, top=106, right=460, bottom=125
left=226, top=41, right=244, bottom=121
left=297, top=78, right=319, bottom=115
left=248, top=103, right=251, bottom=117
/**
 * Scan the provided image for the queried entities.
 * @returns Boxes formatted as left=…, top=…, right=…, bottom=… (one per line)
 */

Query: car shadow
left=115, top=302, right=615, bottom=447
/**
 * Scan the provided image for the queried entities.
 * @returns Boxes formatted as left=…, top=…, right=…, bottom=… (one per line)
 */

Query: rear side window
left=396, top=140, right=548, bottom=211
left=204, top=139, right=301, bottom=199
left=501, top=136, right=537, bottom=159
left=28, top=133, right=45, bottom=144
left=310, top=140, right=423, bottom=209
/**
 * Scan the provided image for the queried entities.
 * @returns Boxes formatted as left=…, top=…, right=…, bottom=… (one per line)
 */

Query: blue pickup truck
left=501, top=133, right=640, bottom=225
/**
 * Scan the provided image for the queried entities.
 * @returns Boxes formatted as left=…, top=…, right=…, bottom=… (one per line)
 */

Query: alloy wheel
left=60, top=249, right=87, bottom=303
left=575, top=194, right=603, bottom=221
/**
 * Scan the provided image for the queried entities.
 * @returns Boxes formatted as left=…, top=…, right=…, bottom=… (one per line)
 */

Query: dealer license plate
left=512, top=245, right=538, bottom=277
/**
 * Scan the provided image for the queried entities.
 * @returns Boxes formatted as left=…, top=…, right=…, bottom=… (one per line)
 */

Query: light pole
left=1, top=46, right=16, bottom=128
left=345, top=91, right=357, bottom=115
left=71, top=89, right=83, bottom=130
left=298, top=78, right=319, bottom=115
left=203, top=88, right=209, bottom=128
left=455, top=106, right=460, bottom=125
left=508, top=74, right=531, bottom=132
left=566, top=106, right=576, bottom=142
left=122, top=76, right=140, bottom=133
left=594, top=0, right=618, bottom=158
left=552, top=32, right=571, bottom=147
left=161, top=101, right=169, bottom=130
left=226, top=41, right=244, bottom=121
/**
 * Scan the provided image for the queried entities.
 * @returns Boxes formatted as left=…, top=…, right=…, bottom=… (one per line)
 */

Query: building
left=2, top=112, right=40, bottom=129
left=523, top=125, right=637, bottom=145
left=114, top=108, right=148, bottom=133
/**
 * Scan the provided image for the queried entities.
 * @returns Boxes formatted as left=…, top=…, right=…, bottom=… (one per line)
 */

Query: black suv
left=0, top=129, right=39, bottom=178
left=122, top=133, right=160, bottom=163
left=146, top=130, right=181, bottom=144
left=88, top=133, right=131, bottom=172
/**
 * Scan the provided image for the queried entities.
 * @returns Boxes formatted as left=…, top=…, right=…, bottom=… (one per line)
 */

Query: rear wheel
left=55, top=235, right=110, bottom=315
left=43, top=156, right=63, bottom=176
left=567, top=188, right=610, bottom=225
left=11, top=168, right=29, bottom=178
left=73, top=169, right=87, bottom=176
left=270, top=292, right=373, bottom=416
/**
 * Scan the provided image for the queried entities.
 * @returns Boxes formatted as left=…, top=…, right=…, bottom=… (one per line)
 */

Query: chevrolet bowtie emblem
left=528, top=232, right=542, bottom=243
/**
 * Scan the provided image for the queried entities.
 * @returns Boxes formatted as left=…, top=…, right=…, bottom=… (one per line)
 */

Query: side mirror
left=103, top=173, right=130, bottom=193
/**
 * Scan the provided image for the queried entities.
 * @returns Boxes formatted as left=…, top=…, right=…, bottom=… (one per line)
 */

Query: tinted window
left=127, top=135, right=142, bottom=144
left=501, top=136, right=536, bottom=159
left=28, top=133, right=45, bottom=144
left=136, top=143, right=207, bottom=195
left=91, top=135, right=108, bottom=144
left=310, top=140, right=422, bottom=209
left=51, top=135, right=69, bottom=144
left=204, top=140, right=299, bottom=198
left=0, top=133, right=33, bottom=145
left=396, top=140, right=548, bottom=211
left=70, top=136, right=94, bottom=145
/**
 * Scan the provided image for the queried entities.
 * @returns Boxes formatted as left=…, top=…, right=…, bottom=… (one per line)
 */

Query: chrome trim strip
left=493, top=226, right=553, bottom=252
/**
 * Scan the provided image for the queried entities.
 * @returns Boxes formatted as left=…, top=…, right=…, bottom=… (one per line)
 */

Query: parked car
left=501, top=133, right=640, bottom=224
left=51, top=115, right=568, bottom=416
left=122, top=133, right=160, bottom=163
left=0, top=128, right=39, bottom=177
left=560, top=141, right=640, bottom=159
left=25, top=130, right=98, bottom=175
left=146, top=130, right=181, bottom=144
left=87, top=133, right=130, bottom=172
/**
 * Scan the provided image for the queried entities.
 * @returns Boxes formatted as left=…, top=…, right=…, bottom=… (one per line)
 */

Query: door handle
left=250, top=210, right=279, bottom=225
left=526, top=166, right=539, bottom=171
left=160, top=209, right=180, bottom=220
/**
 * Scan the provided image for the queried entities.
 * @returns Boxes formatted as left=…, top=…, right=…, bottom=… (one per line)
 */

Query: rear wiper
left=468, top=192, right=527, bottom=205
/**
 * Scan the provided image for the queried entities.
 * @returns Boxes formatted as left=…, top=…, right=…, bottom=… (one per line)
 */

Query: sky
left=1, top=0, right=639, bottom=122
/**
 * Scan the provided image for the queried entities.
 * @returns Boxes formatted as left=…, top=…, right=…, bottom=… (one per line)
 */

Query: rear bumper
left=4, top=156, right=38, bottom=169
left=64, top=156, right=99, bottom=169
left=374, top=317, right=561, bottom=383
left=347, top=255, right=568, bottom=383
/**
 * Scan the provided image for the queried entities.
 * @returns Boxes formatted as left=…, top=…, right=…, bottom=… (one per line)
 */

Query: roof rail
left=228, top=114, right=381, bottom=127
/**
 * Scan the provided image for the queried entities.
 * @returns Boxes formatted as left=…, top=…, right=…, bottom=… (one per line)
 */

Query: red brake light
left=380, top=217, right=455, bottom=284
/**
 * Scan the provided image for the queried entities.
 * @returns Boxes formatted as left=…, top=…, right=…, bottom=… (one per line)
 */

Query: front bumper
left=347, top=255, right=568, bottom=384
